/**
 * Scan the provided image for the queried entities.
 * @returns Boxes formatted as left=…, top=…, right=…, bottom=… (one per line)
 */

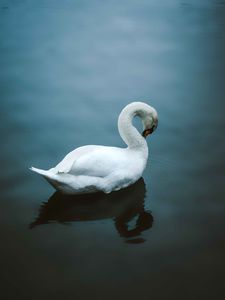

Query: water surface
left=1, top=1, right=225, bottom=299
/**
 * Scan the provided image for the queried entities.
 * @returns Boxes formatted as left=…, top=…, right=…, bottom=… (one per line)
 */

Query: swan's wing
left=54, top=145, right=100, bottom=174
left=70, top=147, right=128, bottom=177
left=55, top=146, right=127, bottom=178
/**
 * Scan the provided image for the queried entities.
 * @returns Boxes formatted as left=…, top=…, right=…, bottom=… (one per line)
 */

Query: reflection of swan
left=30, top=178, right=153, bottom=243
left=30, top=102, right=158, bottom=194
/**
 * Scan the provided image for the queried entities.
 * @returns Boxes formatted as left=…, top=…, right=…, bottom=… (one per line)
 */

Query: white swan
left=30, top=102, right=158, bottom=194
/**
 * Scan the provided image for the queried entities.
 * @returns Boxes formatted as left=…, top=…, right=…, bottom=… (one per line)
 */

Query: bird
left=30, top=101, right=158, bottom=194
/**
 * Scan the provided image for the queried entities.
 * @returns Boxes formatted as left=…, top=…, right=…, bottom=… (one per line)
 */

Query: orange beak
left=142, top=128, right=153, bottom=138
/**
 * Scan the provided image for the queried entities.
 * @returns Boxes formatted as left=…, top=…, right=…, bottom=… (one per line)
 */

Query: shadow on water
left=30, top=178, right=153, bottom=244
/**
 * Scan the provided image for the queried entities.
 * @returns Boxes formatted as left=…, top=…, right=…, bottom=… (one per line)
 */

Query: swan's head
left=137, top=103, right=158, bottom=139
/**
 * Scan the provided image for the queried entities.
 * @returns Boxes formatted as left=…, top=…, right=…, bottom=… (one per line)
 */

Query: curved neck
left=118, top=104, right=148, bottom=151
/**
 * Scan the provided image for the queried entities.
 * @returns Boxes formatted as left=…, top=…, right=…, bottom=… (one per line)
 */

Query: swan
left=30, top=101, right=158, bottom=194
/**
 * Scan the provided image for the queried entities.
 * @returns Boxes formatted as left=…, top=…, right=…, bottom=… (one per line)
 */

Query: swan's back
left=55, top=145, right=140, bottom=178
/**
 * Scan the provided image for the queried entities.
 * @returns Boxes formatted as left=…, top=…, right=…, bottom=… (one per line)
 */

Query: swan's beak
left=142, top=124, right=157, bottom=138
left=142, top=128, right=152, bottom=138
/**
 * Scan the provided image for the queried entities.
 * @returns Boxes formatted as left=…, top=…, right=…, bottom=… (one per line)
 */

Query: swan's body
left=30, top=102, right=158, bottom=194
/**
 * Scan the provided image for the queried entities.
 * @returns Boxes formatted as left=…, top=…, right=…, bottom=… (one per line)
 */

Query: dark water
left=1, top=0, right=225, bottom=299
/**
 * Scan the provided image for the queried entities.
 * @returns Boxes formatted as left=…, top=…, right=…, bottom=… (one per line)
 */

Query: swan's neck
left=118, top=104, right=148, bottom=153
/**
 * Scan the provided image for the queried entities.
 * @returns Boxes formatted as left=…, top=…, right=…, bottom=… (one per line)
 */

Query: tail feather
left=30, top=167, right=50, bottom=177
left=30, top=166, right=62, bottom=189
